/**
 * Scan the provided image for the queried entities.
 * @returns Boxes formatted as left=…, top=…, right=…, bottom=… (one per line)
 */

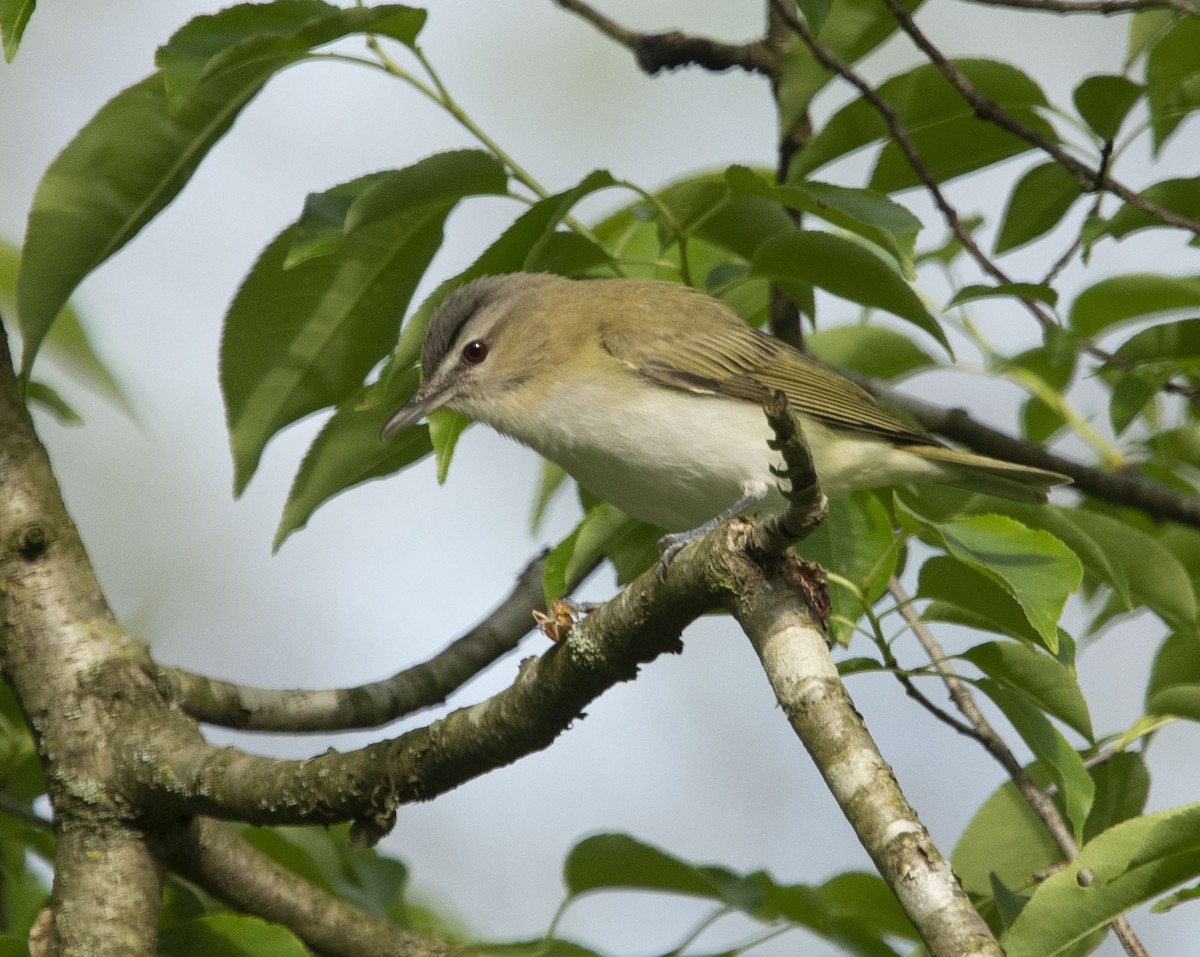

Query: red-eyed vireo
left=382, top=273, right=1067, bottom=542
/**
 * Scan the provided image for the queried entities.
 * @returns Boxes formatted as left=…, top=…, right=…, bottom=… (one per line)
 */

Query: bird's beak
left=380, top=381, right=451, bottom=438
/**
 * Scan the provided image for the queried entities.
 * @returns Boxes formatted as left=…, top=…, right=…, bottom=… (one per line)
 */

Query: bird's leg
left=655, top=489, right=767, bottom=579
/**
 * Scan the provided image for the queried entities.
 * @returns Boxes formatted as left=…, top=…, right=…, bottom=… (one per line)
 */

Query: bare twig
left=160, top=556, right=549, bottom=732
left=964, top=0, right=1198, bottom=16
left=887, top=579, right=1149, bottom=957
left=769, top=0, right=1200, bottom=404
left=880, top=0, right=1200, bottom=237
left=552, top=0, right=777, bottom=77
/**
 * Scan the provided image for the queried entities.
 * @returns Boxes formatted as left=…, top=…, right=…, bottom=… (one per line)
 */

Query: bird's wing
left=601, top=303, right=935, bottom=446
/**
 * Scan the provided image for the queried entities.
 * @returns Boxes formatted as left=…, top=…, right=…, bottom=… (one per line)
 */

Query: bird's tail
left=913, top=445, right=1071, bottom=504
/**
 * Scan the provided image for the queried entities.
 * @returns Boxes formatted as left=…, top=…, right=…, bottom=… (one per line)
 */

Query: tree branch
left=158, top=557, right=547, bottom=732
left=158, top=817, right=463, bottom=957
left=726, top=551, right=1001, bottom=956
left=963, top=0, right=1198, bottom=15
left=551, top=0, right=778, bottom=78
left=887, top=579, right=1150, bottom=957
left=880, top=0, right=1200, bottom=237
left=867, top=379, right=1200, bottom=529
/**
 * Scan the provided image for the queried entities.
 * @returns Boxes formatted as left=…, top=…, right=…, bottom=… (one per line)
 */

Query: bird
left=381, top=272, right=1067, bottom=547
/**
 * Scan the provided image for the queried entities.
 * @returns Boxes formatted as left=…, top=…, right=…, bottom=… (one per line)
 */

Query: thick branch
left=552, top=0, right=778, bottom=77
left=159, top=557, right=546, bottom=732
left=888, top=580, right=1149, bottom=957
left=159, top=818, right=462, bottom=957
left=727, top=549, right=1000, bottom=957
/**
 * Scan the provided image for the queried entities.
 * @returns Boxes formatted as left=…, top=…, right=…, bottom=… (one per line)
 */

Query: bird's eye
left=462, top=340, right=488, bottom=364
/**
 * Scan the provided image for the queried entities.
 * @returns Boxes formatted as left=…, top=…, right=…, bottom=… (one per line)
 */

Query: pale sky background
left=1, top=1, right=1198, bottom=954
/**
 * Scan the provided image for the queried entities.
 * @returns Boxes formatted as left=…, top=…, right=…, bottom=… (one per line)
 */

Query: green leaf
left=563, top=834, right=769, bottom=916
left=427, top=409, right=471, bottom=485
left=1085, top=752, right=1150, bottom=843
left=976, top=679, right=1094, bottom=840
left=159, top=914, right=308, bottom=957
left=797, top=492, right=897, bottom=646
left=17, top=6, right=426, bottom=380
left=158, top=4, right=425, bottom=110
left=1147, top=632, right=1200, bottom=719
left=0, top=0, right=34, bottom=62
left=953, top=778, right=1061, bottom=899
left=25, top=381, right=81, bottom=423
left=1103, top=176, right=1200, bottom=241
left=948, top=282, right=1058, bottom=309
left=1108, top=369, right=1167, bottom=436
left=792, top=60, right=1055, bottom=192
left=1072, top=74, right=1144, bottom=141
left=794, top=0, right=834, bottom=33
left=777, top=0, right=925, bottom=123
left=751, top=231, right=949, bottom=352
left=1146, top=19, right=1200, bottom=150
left=1063, top=509, right=1197, bottom=637
left=924, top=512, right=1083, bottom=653
left=1069, top=273, right=1200, bottom=337
left=1125, top=9, right=1177, bottom=67
left=959, top=640, right=1092, bottom=740
left=995, top=163, right=1082, bottom=254
left=0, top=240, right=132, bottom=416
left=1113, top=317, right=1200, bottom=364
left=221, top=151, right=507, bottom=495
left=807, top=325, right=934, bottom=380
left=920, top=556, right=1045, bottom=646
left=1001, top=804, right=1200, bottom=956
left=530, top=461, right=569, bottom=533
left=543, top=504, right=660, bottom=603
left=275, top=373, right=432, bottom=550
left=726, top=166, right=921, bottom=274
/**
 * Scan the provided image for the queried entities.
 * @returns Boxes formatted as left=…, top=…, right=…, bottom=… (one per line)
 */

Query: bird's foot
left=532, top=597, right=599, bottom=643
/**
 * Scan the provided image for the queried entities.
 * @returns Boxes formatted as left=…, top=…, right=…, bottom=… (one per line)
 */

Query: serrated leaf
left=807, top=325, right=934, bottom=380
left=222, top=151, right=506, bottom=495
left=926, top=512, right=1083, bottom=653
left=1146, top=19, right=1200, bottom=150
left=921, top=556, right=1044, bottom=645
left=1069, top=273, right=1200, bottom=337
left=995, top=163, right=1082, bottom=254
left=751, top=231, right=949, bottom=353
left=793, top=59, right=1054, bottom=192
left=1102, top=176, right=1200, bottom=241
left=0, top=0, right=34, bottom=62
left=1001, top=804, right=1200, bottom=956
left=976, top=680, right=1094, bottom=840
left=948, top=282, right=1058, bottom=309
left=959, top=640, right=1092, bottom=740
left=1063, top=509, right=1197, bottom=637
left=275, top=372, right=432, bottom=550
left=726, top=166, right=921, bottom=275
left=953, top=778, right=1062, bottom=898
left=18, top=6, right=426, bottom=381
left=1073, top=74, right=1144, bottom=141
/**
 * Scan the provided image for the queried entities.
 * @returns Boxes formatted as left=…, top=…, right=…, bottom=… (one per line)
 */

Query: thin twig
left=161, top=556, right=552, bottom=731
left=964, top=0, right=1198, bottom=15
left=769, top=0, right=1200, bottom=404
left=880, top=0, right=1200, bottom=237
left=887, top=579, right=1150, bottom=957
